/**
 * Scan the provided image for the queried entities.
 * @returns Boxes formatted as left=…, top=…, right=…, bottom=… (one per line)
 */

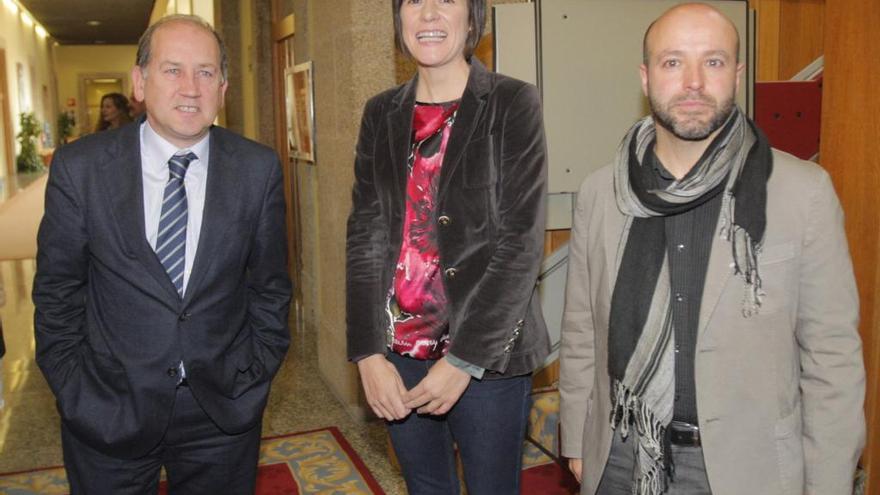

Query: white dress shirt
left=140, top=121, right=210, bottom=296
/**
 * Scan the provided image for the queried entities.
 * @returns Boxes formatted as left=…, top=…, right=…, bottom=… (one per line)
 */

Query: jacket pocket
left=775, top=409, right=805, bottom=495
left=463, top=134, right=497, bottom=189
left=757, top=242, right=797, bottom=314
left=224, top=336, right=262, bottom=399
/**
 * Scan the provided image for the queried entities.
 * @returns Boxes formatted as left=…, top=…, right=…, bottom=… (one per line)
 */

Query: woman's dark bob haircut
left=392, top=0, right=486, bottom=60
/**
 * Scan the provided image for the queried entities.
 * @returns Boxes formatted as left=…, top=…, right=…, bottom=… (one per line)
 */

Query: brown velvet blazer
left=346, top=59, right=550, bottom=378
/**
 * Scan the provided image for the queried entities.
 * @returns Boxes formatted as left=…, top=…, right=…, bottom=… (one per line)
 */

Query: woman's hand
left=568, top=458, right=583, bottom=483
left=403, top=357, right=471, bottom=415
left=357, top=354, right=411, bottom=420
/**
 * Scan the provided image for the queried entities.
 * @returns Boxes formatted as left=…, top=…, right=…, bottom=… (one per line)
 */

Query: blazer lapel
left=698, top=221, right=734, bottom=338
left=436, top=60, right=490, bottom=204
left=102, top=124, right=182, bottom=304
left=182, top=128, right=242, bottom=304
left=387, top=78, right=417, bottom=212
left=605, top=209, right=631, bottom=297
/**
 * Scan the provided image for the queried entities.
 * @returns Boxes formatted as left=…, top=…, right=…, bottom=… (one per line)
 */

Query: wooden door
left=0, top=49, right=15, bottom=182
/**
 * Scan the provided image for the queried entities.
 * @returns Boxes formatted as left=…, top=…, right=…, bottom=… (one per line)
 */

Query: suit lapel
left=436, top=60, right=490, bottom=204
left=183, top=128, right=241, bottom=304
left=605, top=207, right=631, bottom=297
left=102, top=124, right=181, bottom=304
left=698, top=220, right=734, bottom=338
left=387, top=78, right=416, bottom=212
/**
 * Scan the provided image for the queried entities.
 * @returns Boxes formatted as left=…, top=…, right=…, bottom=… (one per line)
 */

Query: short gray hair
left=136, top=14, right=228, bottom=82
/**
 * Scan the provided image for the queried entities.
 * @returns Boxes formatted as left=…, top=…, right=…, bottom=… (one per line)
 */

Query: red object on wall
left=754, top=76, right=822, bottom=160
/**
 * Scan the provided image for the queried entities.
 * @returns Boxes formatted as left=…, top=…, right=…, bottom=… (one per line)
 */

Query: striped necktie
left=157, top=151, right=197, bottom=297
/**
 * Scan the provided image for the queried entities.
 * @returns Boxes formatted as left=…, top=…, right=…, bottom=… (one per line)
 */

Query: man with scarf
left=559, top=4, right=865, bottom=495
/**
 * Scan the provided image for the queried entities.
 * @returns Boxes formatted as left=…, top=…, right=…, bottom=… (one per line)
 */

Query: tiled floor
left=0, top=172, right=44, bottom=203
left=0, top=258, right=407, bottom=494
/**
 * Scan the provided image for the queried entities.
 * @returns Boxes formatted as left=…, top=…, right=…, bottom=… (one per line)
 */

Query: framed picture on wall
left=284, top=67, right=298, bottom=156
left=290, top=61, right=315, bottom=162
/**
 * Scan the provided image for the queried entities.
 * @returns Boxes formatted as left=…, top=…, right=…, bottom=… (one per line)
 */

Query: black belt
left=669, top=421, right=701, bottom=446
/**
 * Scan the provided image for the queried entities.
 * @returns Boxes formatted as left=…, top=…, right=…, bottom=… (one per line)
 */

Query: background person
left=94, top=92, right=133, bottom=132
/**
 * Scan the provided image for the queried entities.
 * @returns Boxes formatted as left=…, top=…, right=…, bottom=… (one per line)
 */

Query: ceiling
left=18, top=0, right=154, bottom=45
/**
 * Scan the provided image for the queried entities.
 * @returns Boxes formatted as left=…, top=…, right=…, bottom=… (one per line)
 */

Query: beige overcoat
left=559, top=150, right=865, bottom=495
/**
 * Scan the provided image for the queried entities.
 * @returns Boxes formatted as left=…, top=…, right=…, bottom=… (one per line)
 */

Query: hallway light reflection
left=2, top=0, right=17, bottom=15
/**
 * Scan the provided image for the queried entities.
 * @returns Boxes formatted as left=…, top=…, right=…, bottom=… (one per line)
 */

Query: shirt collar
left=647, top=146, right=676, bottom=188
left=141, top=120, right=210, bottom=172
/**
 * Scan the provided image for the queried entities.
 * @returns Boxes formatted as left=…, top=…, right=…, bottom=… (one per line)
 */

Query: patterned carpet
left=522, top=389, right=579, bottom=494
left=0, top=427, right=385, bottom=495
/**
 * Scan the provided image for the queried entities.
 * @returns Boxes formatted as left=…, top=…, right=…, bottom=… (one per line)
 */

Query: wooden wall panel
left=750, top=0, right=824, bottom=81
left=819, top=0, right=880, bottom=489
left=750, top=0, right=781, bottom=81
left=778, top=0, right=825, bottom=79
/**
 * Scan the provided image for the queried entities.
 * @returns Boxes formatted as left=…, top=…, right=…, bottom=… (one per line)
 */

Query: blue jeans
left=386, top=352, right=532, bottom=495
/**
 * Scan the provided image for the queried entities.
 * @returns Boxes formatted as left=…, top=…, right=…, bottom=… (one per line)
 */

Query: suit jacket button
left=178, top=312, right=190, bottom=321
left=444, top=267, right=457, bottom=279
left=438, top=215, right=451, bottom=226
left=167, top=367, right=178, bottom=377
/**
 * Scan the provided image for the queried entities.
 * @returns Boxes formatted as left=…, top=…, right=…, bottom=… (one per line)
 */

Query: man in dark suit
left=33, top=14, right=291, bottom=494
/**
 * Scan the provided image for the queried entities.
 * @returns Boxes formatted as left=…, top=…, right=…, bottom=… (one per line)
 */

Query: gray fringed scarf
left=608, top=107, right=773, bottom=494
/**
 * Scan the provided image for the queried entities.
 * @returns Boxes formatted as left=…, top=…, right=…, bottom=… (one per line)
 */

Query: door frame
left=0, top=49, right=15, bottom=180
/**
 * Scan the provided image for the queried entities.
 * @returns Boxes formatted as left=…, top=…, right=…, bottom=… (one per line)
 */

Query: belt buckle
left=670, top=420, right=700, bottom=446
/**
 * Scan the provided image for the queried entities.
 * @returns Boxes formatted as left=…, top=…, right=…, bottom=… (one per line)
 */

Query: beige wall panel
left=539, top=0, right=749, bottom=194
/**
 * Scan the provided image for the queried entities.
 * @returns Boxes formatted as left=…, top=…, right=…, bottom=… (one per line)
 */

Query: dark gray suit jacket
left=33, top=122, right=291, bottom=458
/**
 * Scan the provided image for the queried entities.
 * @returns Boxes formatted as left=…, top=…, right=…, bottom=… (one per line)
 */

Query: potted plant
left=57, top=110, right=76, bottom=145
left=16, top=112, right=44, bottom=173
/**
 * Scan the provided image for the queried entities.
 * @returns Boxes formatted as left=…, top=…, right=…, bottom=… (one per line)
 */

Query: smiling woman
left=346, top=0, right=550, bottom=493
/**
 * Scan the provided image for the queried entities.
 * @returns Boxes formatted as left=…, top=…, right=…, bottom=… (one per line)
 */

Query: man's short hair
left=136, top=14, right=228, bottom=82
left=391, top=0, right=486, bottom=60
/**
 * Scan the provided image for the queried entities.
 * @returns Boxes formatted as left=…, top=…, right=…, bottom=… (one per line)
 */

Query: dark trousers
left=386, top=352, right=532, bottom=495
left=597, top=429, right=713, bottom=495
left=62, top=385, right=261, bottom=495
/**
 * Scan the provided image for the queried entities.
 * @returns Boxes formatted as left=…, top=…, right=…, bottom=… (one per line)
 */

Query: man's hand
left=568, top=458, right=583, bottom=483
left=357, top=354, right=410, bottom=420
left=403, top=357, right=471, bottom=415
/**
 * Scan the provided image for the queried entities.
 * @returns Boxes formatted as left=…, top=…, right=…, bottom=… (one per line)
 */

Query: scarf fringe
left=611, top=381, right=669, bottom=495
left=721, top=199, right=765, bottom=317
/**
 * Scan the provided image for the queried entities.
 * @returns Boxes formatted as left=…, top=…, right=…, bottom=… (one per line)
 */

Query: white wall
left=0, top=0, right=55, bottom=175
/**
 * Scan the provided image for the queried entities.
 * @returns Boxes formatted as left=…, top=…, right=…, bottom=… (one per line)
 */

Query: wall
left=0, top=0, right=55, bottom=177
left=290, top=0, right=397, bottom=420
left=53, top=45, right=137, bottom=136
left=750, top=0, right=825, bottom=81
left=237, top=0, right=258, bottom=140
left=819, top=0, right=880, bottom=488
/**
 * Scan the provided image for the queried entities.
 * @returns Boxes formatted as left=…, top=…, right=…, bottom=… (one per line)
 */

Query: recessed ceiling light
left=2, top=0, right=18, bottom=15
left=86, top=20, right=101, bottom=26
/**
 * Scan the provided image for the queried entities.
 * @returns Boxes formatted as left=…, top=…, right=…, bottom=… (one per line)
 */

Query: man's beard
left=650, top=92, right=736, bottom=141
